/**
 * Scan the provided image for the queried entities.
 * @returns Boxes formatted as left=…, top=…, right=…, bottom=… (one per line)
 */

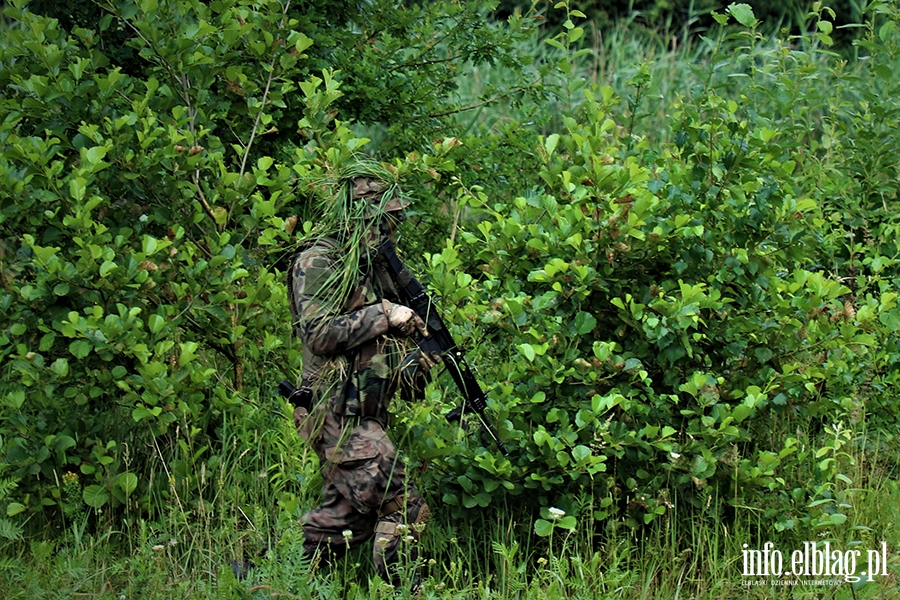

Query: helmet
left=351, top=176, right=409, bottom=214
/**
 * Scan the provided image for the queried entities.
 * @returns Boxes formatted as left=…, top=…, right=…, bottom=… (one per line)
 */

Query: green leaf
left=518, top=344, right=536, bottom=362
left=117, top=473, right=138, bottom=496
left=83, top=485, right=109, bottom=508
left=69, top=340, right=92, bottom=359
left=567, top=27, right=584, bottom=44
left=711, top=11, right=730, bottom=26
left=148, top=314, right=165, bottom=334
left=574, top=311, right=597, bottom=335
left=623, top=357, right=642, bottom=372
left=474, top=492, right=492, bottom=507
left=726, top=3, right=757, bottom=28
left=6, top=391, right=25, bottom=409
left=280, top=53, right=297, bottom=71
left=754, top=348, right=772, bottom=363
left=142, top=236, right=158, bottom=256
left=84, top=146, right=108, bottom=167
left=69, top=177, right=87, bottom=201
left=99, top=260, right=118, bottom=277
left=534, top=519, right=553, bottom=537
left=880, top=310, right=900, bottom=330
left=544, top=134, right=560, bottom=157
left=873, top=64, right=893, bottom=81
left=132, top=405, right=161, bottom=422
left=212, top=207, right=228, bottom=226
left=54, top=435, right=76, bottom=452
left=544, top=37, right=565, bottom=51
left=292, top=31, right=313, bottom=54
left=0, top=518, right=23, bottom=541
left=572, top=445, right=591, bottom=463
left=178, top=341, right=198, bottom=366
left=51, top=358, right=69, bottom=377
left=6, top=503, right=26, bottom=517
left=733, top=404, right=753, bottom=422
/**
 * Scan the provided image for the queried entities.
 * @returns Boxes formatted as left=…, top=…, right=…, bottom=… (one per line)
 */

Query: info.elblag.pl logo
left=742, top=541, right=891, bottom=584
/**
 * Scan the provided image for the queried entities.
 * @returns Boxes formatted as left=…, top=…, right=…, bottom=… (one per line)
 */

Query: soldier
left=287, top=163, right=438, bottom=585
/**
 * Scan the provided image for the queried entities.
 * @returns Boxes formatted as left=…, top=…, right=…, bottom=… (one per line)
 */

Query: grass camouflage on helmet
left=289, top=158, right=409, bottom=329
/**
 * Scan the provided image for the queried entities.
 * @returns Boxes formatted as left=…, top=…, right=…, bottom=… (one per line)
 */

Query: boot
left=372, top=493, right=430, bottom=586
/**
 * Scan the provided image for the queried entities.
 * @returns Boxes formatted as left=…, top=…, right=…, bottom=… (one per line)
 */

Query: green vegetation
left=1, top=0, right=899, bottom=598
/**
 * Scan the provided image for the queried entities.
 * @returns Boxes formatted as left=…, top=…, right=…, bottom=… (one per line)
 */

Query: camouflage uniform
left=288, top=183, right=430, bottom=582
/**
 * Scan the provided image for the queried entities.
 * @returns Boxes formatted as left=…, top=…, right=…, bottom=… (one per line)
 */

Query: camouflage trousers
left=295, top=395, right=428, bottom=583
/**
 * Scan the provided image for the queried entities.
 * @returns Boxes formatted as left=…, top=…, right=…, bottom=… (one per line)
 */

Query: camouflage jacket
left=289, top=237, right=412, bottom=420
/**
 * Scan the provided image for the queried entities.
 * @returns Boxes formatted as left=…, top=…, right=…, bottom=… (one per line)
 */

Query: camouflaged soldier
left=288, top=167, right=437, bottom=584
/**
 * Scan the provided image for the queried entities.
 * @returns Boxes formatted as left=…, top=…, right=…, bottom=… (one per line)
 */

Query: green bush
left=401, top=4, right=900, bottom=535
left=0, top=0, right=536, bottom=536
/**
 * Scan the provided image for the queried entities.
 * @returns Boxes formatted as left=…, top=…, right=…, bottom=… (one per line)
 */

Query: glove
left=416, top=350, right=442, bottom=371
left=382, top=300, right=428, bottom=338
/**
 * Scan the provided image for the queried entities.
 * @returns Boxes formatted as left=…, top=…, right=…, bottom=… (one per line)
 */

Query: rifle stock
left=278, top=380, right=313, bottom=410
left=377, top=237, right=508, bottom=456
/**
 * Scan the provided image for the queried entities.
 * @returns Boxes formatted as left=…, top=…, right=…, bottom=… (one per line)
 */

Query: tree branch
left=231, top=0, right=292, bottom=221
left=425, top=89, right=523, bottom=120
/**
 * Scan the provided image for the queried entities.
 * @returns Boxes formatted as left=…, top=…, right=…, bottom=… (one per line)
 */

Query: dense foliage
left=0, top=0, right=535, bottom=534
left=1, top=1, right=899, bottom=591
left=400, top=2, right=900, bottom=534
left=499, top=0, right=870, bottom=42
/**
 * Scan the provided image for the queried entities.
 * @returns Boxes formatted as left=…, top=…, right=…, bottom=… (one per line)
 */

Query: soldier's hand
left=382, top=300, right=429, bottom=338
left=417, top=351, right=442, bottom=372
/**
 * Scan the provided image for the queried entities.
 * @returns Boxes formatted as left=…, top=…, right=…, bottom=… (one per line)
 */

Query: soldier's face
left=382, top=210, right=405, bottom=238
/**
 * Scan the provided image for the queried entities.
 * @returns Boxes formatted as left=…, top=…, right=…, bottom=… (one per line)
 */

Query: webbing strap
left=374, top=521, right=397, bottom=535
left=378, top=494, right=404, bottom=518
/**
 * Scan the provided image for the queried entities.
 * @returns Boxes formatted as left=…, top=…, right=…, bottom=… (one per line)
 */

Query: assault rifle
left=377, top=237, right=508, bottom=456
left=277, top=380, right=312, bottom=410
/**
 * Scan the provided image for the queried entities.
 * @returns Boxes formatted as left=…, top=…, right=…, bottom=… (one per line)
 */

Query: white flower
left=342, top=529, right=353, bottom=541
left=670, top=451, right=681, bottom=459
left=548, top=507, right=565, bottom=520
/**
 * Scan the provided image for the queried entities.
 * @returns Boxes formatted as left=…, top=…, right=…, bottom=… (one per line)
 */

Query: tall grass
left=453, top=6, right=859, bottom=148
left=3, top=402, right=898, bottom=597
